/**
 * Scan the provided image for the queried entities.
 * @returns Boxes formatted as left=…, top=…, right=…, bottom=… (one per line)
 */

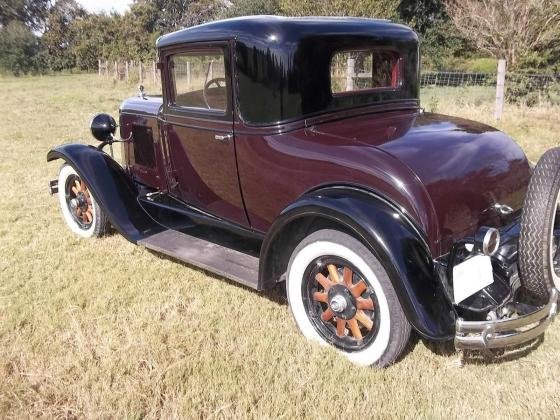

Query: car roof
left=156, top=15, right=417, bottom=49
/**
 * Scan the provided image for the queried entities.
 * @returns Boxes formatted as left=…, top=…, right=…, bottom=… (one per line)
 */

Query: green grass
left=1, top=74, right=559, bottom=418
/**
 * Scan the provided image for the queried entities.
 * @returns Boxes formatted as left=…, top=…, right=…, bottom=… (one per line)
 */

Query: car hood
left=120, top=95, right=163, bottom=116
left=314, top=110, right=531, bottom=252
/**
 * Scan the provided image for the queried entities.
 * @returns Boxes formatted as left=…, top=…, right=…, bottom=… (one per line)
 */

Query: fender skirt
left=47, top=143, right=162, bottom=243
left=261, top=186, right=455, bottom=341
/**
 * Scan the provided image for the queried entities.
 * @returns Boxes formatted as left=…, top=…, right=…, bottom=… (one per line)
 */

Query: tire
left=286, top=229, right=411, bottom=367
left=57, top=164, right=109, bottom=238
left=519, top=147, right=560, bottom=303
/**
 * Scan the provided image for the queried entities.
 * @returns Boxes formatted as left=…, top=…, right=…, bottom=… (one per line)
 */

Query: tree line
left=1, top=0, right=559, bottom=76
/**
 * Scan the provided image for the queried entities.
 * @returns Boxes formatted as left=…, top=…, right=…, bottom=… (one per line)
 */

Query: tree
left=0, top=20, right=42, bottom=75
left=41, top=0, right=86, bottom=70
left=0, top=0, right=50, bottom=31
left=132, top=0, right=224, bottom=33
left=222, top=0, right=281, bottom=17
left=398, top=0, right=468, bottom=70
left=445, top=0, right=560, bottom=67
left=278, top=0, right=398, bottom=18
left=72, top=13, right=122, bottom=70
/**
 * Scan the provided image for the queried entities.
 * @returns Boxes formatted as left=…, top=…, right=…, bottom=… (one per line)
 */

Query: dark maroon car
left=48, top=16, right=559, bottom=366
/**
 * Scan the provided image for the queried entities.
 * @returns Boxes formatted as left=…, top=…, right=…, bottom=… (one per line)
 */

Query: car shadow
left=145, top=249, right=288, bottom=306
left=144, top=249, right=547, bottom=366
left=420, top=335, right=545, bottom=366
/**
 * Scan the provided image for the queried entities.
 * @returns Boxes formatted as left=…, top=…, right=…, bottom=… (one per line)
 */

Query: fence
left=420, top=71, right=560, bottom=89
left=98, top=60, right=161, bottom=85
left=100, top=58, right=560, bottom=120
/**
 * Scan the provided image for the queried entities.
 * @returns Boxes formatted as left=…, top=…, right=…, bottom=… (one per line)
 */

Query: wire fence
left=420, top=71, right=560, bottom=90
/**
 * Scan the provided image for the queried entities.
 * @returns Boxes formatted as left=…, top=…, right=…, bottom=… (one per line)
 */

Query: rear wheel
left=286, top=229, right=411, bottom=367
left=57, top=164, right=109, bottom=238
left=519, top=147, right=560, bottom=303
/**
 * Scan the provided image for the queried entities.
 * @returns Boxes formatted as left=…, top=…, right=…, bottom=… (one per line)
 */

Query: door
left=162, top=44, right=249, bottom=227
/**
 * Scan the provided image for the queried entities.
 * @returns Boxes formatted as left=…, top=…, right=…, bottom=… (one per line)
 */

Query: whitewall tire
left=57, top=164, right=109, bottom=238
left=286, top=229, right=411, bottom=367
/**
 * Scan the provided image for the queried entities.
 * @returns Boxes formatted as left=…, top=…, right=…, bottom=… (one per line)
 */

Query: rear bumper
left=455, top=288, right=558, bottom=350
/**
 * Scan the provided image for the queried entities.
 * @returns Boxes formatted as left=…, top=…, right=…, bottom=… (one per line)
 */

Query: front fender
left=260, top=186, right=455, bottom=341
left=47, top=143, right=161, bottom=243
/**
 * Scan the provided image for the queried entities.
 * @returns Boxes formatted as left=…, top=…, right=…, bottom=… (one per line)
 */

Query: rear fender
left=260, top=186, right=455, bottom=340
left=47, top=143, right=161, bottom=243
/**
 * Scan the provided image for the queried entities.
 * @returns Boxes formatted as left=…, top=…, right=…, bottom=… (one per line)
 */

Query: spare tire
left=519, top=147, right=560, bottom=304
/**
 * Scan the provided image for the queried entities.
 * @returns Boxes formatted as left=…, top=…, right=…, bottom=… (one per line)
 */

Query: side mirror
left=90, top=113, right=117, bottom=142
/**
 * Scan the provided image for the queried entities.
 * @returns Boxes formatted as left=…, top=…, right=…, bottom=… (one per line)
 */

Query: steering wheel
left=203, top=77, right=226, bottom=109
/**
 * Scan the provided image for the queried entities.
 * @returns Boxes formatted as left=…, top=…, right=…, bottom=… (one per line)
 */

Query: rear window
left=331, top=50, right=400, bottom=95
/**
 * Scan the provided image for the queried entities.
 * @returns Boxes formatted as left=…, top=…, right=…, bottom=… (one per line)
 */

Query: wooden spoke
left=336, top=319, right=346, bottom=337
left=350, top=279, right=367, bottom=297
left=85, top=210, right=93, bottom=223
left=343, top=266, right=353, bottom=286
left=315, top=273, right=334, bottom=291
left=321, top=307, right=334, bottom=322
left=355, top=310, right=373, bottom=331
left=327, top=264, right=340, bottom=283
left=76, top=207, right=82, bottom=216
left=347, top=318, right=362, bottom=340
left=74, top=180, right=81, bottom=191
left=71, top=186, right=80, bottom=195
left=312, top=291, right=328, bottom=303
left=357, top=297, right=374, bottom=311
left=80, top=180, right=87, bottom=192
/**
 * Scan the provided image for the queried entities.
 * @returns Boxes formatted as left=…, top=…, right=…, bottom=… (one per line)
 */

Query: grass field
left=1, top=73, right=559, bottom=418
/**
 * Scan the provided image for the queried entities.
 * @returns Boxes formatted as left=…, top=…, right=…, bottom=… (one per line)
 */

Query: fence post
left=125, top=61, right=129, bottom=82
left=98, top=59, right=101, bottom=77
left=114, top=61, right=118, bottom=79
left=346, top=58, right=355, bottom=91
left=152, top=60, right=157, bottom=84
left=495, top=59, right=506, bottom=120
left=139, top=61, right=143, bottom=85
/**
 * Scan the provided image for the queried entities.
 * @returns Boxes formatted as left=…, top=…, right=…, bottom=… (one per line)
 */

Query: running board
left=138, top=229, right=259, bottom=289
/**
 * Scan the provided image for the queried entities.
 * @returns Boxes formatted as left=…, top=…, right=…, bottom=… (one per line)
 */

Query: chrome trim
left=482, top=227, right=500, bottom=256
left=455, top=288, right=558, bottom=350
left=214, top=133, right=233, bottom=142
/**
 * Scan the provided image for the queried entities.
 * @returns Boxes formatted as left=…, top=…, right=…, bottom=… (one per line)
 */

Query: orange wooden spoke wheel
left=65, top=174, right=94, bottom=228
left=303, top=257, right=379, bottom=350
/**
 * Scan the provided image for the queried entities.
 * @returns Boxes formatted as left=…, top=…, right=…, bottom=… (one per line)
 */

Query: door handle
left=214, top=133, right=233, bottom=142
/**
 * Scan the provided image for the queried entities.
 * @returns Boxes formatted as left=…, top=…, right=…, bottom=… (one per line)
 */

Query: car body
left=48, top=16, right=559, bottom=366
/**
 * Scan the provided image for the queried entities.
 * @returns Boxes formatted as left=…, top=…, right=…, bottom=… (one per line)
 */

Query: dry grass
left=1, top=74, right=559, bottom=418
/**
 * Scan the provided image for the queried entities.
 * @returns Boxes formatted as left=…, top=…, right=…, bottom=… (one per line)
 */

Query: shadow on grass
left=146, top=249, right=547, bottom=366
left=145, top=249, right=288, bottom=306
left=419, top=334, right=545, bottom=366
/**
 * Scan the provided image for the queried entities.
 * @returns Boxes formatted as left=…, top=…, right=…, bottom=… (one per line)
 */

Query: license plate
left=452, top=255, right=494, bottom=304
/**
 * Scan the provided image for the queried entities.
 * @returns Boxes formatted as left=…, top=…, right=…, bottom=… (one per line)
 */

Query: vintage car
left=47, top=16, right=559, bottom=367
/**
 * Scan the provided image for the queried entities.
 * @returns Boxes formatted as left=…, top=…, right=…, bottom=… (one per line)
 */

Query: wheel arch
left=47, top=143, right=161, bottom=243
left=259, top=185, right=455, bottom=341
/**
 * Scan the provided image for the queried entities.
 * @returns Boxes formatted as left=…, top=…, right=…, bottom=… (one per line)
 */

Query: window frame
left=329, top=48, right=403, bottom=98
left=162, top=42, right=233, bottom=120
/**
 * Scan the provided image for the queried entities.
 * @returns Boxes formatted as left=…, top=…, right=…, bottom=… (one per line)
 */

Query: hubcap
left=302, top=257, right=380, bottom=352
left=329, top=295, right=347, bottom=312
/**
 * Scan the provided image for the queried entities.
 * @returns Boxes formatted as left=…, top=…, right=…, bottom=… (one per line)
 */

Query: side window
left=331, top=49, right=400, bottom=95
left=169, top=49, right=227, bottom=112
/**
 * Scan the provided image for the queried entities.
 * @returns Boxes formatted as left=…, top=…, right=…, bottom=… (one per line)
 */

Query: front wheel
left=286, top=229, right=411, bottom=367
left=57, top=164, right=109, bottom=238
